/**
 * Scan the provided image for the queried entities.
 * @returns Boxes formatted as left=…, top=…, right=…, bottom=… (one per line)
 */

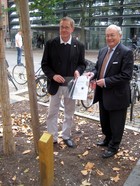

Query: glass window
left=123, top=8, right=133, bottom=15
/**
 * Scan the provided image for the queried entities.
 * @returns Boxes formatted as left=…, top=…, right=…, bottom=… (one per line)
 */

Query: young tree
left=0, top=1, right=15, bottom=155
left=14, top=0, right=41, bottom=154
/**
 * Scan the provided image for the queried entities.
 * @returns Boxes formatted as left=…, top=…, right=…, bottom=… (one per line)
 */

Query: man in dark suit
left=41, top=17, right=86, bottom=147
left=87, top=25, right=134, bottom=158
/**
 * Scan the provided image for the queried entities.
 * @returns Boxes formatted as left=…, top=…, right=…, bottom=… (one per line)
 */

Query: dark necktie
left=99, top=49, right=112, bottom=79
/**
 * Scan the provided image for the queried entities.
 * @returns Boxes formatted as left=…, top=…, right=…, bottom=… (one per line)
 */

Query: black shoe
left=63, top=139, right=75, bottom=148
left=97, top=141, right=108, bottom=147
left=53, top=141, right=57, bottom=145
left=102, top=150, right=117, bottom=158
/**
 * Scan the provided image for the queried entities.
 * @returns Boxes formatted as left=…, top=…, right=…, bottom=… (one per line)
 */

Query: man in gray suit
left=41, top=17, right=86, bottom=147
left=87, top=25, right=134, bottom=158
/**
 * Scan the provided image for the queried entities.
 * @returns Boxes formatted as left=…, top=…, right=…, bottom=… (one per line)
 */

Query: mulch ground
left=0, top=100, right=140, bottom=186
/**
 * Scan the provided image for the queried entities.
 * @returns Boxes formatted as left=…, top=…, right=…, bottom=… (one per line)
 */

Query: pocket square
left=113, top=62, right=118, bottom=64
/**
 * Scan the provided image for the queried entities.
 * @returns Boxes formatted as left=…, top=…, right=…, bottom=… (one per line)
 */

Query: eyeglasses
left=106, top=34, right=116, bottom=38
left=60, top=26, right=71, bottom=30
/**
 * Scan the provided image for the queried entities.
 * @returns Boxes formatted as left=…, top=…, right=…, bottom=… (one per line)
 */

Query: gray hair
left=106, top=24, right=122, bottom=35
left=60, top=16, right=75, bottom=28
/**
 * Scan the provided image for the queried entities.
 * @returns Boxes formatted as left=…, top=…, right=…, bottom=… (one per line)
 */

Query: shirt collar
left=60, top=35, right=72, bottom=45
left=108, top=42, right=120, bottom=52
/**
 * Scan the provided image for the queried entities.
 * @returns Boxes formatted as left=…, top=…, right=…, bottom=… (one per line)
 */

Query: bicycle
left=132, top=44, right=140, bottom=61
left=130, top=64, right=140, bottom=121
left=81, top=81, right=96, bottom=109
left=12, top=63, right=27, bottom=85
left=6, top=60, right=18, bottom=91
left=35, top=74, right=50, bottom=102
left=35, top=74, right=96, bottom=109
left=60, top=80, right=96, bottom=109
left=12, top=63, right=43, bottom=85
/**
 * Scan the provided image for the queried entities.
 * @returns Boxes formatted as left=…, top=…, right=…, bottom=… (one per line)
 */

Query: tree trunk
left=14, top=0, right=40, bottom=154
left=0, top=1, right=15, bottom=155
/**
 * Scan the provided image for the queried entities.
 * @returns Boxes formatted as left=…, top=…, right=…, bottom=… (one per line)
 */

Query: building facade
left=7, top=0, right=140, bottom=49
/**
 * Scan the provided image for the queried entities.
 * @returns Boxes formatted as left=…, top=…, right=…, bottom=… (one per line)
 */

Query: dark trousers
left=99, top=99, right=127, bottom=152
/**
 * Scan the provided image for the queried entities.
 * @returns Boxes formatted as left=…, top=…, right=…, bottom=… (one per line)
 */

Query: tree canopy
left=29, top=0, right=64, bottom=24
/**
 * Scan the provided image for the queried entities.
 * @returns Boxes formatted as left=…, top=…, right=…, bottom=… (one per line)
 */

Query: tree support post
left=38, top=132, right=54, bottom=186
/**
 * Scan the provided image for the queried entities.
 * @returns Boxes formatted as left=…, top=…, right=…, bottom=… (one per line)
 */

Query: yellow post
left=38, top=132, right=54, bottom=186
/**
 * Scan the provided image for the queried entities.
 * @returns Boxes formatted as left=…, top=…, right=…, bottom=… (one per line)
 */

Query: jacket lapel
left=54, top=37, right=70, bottom=63
left=55, top=37, right=64, bottom=63
left=69, top=38, right=77, bottom=62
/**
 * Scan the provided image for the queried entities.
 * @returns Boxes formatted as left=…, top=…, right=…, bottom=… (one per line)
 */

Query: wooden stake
left=38, top=132, right=54, bottom=186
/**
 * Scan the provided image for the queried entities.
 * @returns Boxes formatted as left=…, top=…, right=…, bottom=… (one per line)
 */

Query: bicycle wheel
left=35, top=75, right=48, bottom=99
left=7, top=70, right=18, bottom=90
left=130, top=86, right=136, bottom=121
left=12, top=64, right=27, bottom=85
left=136, top=86, right=140, bottom=101
left=81, top=86, right=95, bottom=109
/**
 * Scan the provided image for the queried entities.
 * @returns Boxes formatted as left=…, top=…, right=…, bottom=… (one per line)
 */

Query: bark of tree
left=0, top=1, right=15, bottom=155
left=14, top=0, right=41, bottom=154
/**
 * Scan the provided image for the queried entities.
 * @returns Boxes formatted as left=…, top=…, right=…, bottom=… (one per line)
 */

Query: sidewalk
left=124, top=159, right=140, bottom=186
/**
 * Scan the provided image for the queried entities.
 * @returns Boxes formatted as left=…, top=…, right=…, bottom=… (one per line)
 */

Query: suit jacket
left=93, top=43, right=134, bottom=110
left=41, top=36, right=86, bottom=95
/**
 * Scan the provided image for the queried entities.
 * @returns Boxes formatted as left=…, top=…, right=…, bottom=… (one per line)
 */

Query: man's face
left=105, top=28, right=122, bottom=48
left=59, top=20, right=74, bottom=42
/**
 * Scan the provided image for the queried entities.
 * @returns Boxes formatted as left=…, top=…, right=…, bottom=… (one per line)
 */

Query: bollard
left=38, top=132, right=54, bottom=186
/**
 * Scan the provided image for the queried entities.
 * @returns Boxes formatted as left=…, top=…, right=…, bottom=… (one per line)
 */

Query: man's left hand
left=96, top=79, right=105, bottom=88
left=74, top=70, right=80, bottom=79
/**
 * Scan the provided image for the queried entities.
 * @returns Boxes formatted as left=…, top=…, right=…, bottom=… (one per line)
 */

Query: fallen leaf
left=61, top=161, right=64, bottom=165
left=81, top=179, right=91, bottom=186
left=24, top=168, right=29, bottom=173
left=96, top=169, right=104, bottom=176
left=22, top=150, right=31, bottom=154
left=78, top=153, right=82, bottom=158
left=92, top=143, right=96, bottom=147
left=82, top=151, right=89, bottom=156
left=84, top=162, right=95, bottom=171
left=116, top=151, right=124, bottom=156
left=129, top=156, right=136, bottom=161
left=75, top=137, right=80, bottom=142
left=111, top=174, right=120, bottom=182
left=12, top=175, right=16, bottom=181
left=133, top=132, right=139, bottom=135
left=81, top=170, right=88, bottom=175
left=54, top=151, right=59, bottom=156
left=113, top=167, right=120, bottom=171
left=78, top=120, right=87, bottom=125
left=97, top=135, right=103, bottom=138
left=84, top=137, right=89, bottom=140
left=124, top=150, right=129, bottom=153
left=36, top=156, right=39, bottom=160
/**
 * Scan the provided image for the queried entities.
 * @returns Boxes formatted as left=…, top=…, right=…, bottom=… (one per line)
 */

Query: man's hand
left=53, top=75, right=65, bottom=83
left=85, top=72, right=94, bottom=80
left=74, top=70, right=80, bottom=79
left=96, top=79, right=105, bottom=88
